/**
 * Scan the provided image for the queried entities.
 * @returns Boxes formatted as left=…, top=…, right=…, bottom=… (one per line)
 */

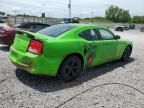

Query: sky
left=0, top=0, right=144, bottom=18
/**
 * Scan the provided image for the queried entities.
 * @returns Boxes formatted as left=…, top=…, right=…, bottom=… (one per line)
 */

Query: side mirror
left=115, top=35, right=121, bottom=39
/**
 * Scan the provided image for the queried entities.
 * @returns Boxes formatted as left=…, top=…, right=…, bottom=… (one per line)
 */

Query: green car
left=9, top=24, right=132, bottom=82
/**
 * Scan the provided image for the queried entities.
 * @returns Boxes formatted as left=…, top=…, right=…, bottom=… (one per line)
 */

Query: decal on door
left=84, top=43, right=96, bottom=65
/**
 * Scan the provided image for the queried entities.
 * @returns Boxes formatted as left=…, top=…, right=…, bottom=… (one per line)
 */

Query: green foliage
left=17, top=14, right=30, bottom=17
left=16, top=14, right=37, bottom=17
left=0, top=11, right=5, bottom=16
left=81, top=17, right=110, bottom=22
left=132, top=16, right=144, bottom=24
left=105, top=5, right=131, bottom=23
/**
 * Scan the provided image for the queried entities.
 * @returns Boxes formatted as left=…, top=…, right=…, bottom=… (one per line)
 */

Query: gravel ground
left=0, top=25, right=144, bottom=108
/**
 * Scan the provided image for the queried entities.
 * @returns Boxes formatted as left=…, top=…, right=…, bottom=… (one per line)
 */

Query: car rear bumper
left=9, top=46, right=60, bottom=76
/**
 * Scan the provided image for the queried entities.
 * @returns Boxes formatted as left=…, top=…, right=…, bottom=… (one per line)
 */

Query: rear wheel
left=121, top=46, right=132, bottom=62
left=58, top=56, right=82, bottom=82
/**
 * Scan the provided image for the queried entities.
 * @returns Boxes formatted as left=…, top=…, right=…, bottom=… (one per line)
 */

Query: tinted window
left=99, top=29, right=114, bottom=40
left=37, top=24, right=76, bottom=37
left=80, top=29, right=98, bottom=41
left=118, top=27, right=122, bottom=29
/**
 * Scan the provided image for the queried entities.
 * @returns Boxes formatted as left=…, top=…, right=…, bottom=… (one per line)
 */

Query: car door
left=79, top=29, right=104, bottom=67
left=98, top=29, right=117, bottom=62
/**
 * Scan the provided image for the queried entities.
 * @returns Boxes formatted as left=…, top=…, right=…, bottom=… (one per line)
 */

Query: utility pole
left=29, top=10, right=31, bottom=16
left=91, top=10, right=94, bottom=22
left=68, top=0, right=71, bottom=21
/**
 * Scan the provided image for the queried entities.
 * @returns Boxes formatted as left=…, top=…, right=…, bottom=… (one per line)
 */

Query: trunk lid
left=13, top=32, right=30, bottom=52
left=13, top=30, right=54, bottom=53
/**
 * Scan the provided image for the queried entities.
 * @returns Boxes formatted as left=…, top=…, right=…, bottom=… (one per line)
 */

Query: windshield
left=37, top=24, right=76, bottom=37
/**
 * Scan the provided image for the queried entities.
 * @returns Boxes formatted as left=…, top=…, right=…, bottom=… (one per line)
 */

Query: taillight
left=28, top=40, right=43, bottom=55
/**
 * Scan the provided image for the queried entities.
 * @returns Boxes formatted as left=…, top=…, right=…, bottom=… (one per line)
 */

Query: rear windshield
left=37, top=24, right=76, bottom=37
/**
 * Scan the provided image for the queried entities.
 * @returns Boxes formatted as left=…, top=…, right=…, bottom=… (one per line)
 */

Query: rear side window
left=37, top=24, right=76, bottom=37
left=80, top=29, right=98, bottom=41
left=99, top=29, right=114, bottom=40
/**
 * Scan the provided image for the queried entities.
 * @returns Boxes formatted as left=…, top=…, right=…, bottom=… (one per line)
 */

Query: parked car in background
left=114, top=26, right=124, bottom=31
left=12, top=22, right=50, bottom=32
left=129, top=24, right=135, bottom=29
left=0, top=18, right=4, bottom=23
left=122, top=25, right=129, bottom=30
left=0, top=26, right=15, bottom=45
left=0, top=17, right=7, bottom=23
left=60, top=17, right=80, bottom=24
left=9, top=24, right=133, bottom=82
left=0, top=22, right=50, bottom=45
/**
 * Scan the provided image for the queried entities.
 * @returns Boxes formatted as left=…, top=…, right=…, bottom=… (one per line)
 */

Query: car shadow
left=15, top=58, right=135, bottom=93
left=0, top=45, right=10, bottom=52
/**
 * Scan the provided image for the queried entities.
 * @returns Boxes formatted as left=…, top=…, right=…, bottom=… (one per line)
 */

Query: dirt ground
left=0, top=24, right=144, bottom=108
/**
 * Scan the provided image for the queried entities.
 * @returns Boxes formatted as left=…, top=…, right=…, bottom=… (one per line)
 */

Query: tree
left=121, top=10, right=131, bottom=23
left=105, top=5, right=131, bottom=23
left=0, top=11, right=5, bottom=16
left=132, top=16, right=144, bottom=24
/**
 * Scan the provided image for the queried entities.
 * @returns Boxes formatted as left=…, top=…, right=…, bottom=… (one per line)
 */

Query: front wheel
left=121, top=46, right=132, bottom=62
left=58, top=56, right=82, bottom=82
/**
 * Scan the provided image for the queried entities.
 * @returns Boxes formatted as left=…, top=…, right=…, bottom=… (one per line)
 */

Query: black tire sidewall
left=58, top=56, right=82, bottom=82
left=122, top=46, right=132, bottom=62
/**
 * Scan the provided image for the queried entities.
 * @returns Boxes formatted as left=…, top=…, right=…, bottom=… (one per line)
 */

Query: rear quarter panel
left=42, top=38, right=86, bottom=72
left=43, top=39, right=84, bottom=57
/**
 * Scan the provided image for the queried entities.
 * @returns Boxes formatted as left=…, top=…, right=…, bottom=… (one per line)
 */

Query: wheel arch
left=121, top=44, right=133, bottom=60
left=123, top=44, right=133, bottom=54
left=127, top=44, right=132, bottom=50
left=57, top=52, right=84, bottom=75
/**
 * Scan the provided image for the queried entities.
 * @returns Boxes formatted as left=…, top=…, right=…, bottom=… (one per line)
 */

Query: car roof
left=115, top=26, right=123, bottom=27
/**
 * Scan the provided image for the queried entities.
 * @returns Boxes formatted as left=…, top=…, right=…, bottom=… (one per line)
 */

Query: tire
left=58, top=55, right=82, bottom=82
left=120, top=29, right=124, bottom=32
left=121, top=46, right=132, bottom=62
